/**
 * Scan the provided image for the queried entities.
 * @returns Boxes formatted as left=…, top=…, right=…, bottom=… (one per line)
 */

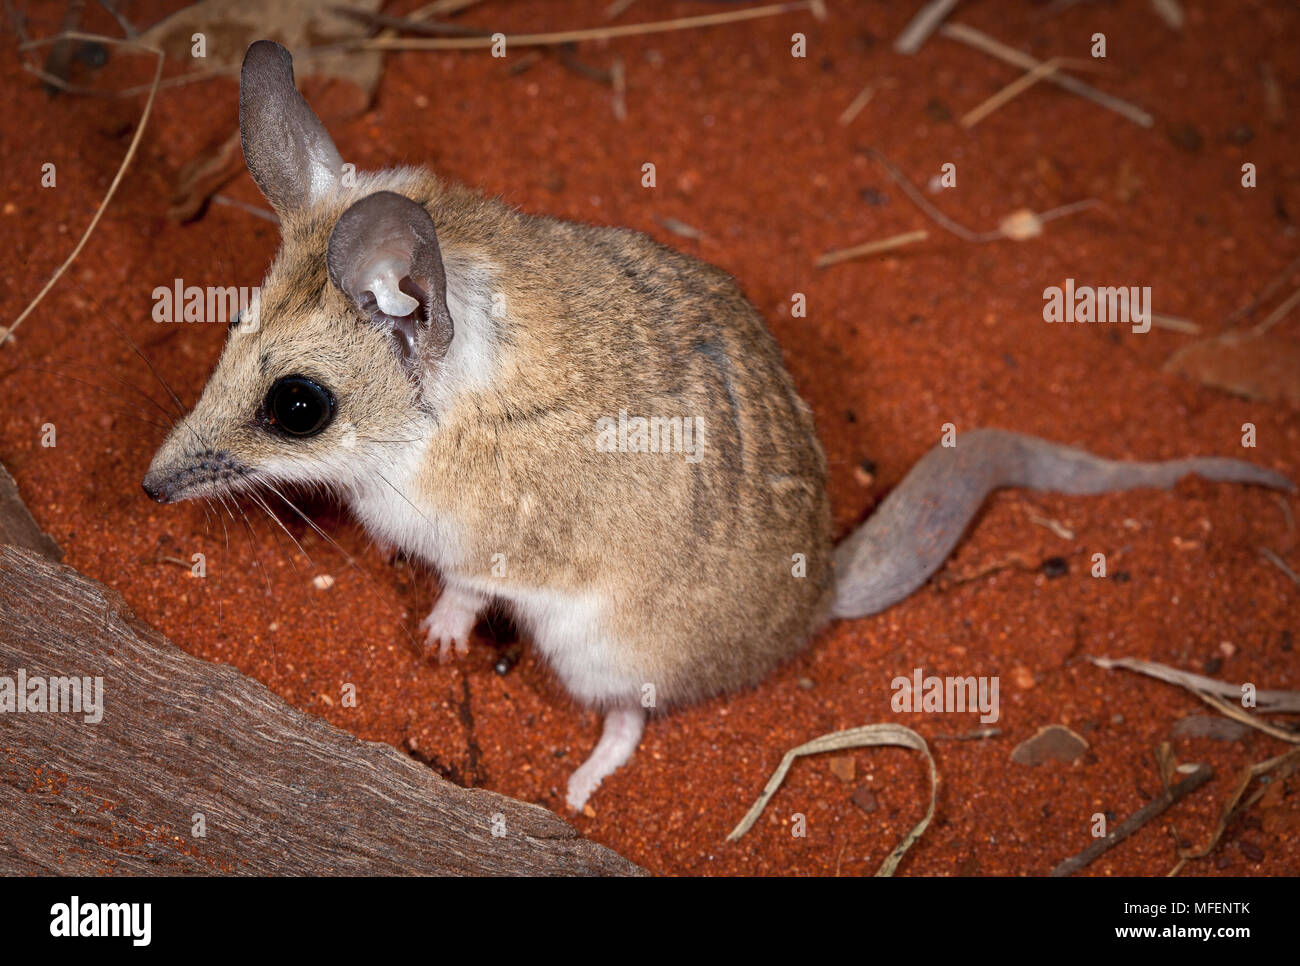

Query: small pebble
left=1011, top=724, right=1087, bottom=766
left=1238, top=839, right=1264, bottom=863
left=1225, top=124, right=1254, bottom=145
left=1168, top=123, right=1203, bottom=152
left=850, top=786, right=878, bottom=814
left=828, top=755, right=855, bottom=784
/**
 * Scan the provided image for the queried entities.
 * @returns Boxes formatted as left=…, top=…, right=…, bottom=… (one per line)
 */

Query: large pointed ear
left=327, top=191, right=455, bottom=371
left=239, top=40, right=343, bottom=213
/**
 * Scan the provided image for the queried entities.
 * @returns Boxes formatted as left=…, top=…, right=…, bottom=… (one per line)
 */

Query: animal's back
left=415, top=177, right=835, bottom=706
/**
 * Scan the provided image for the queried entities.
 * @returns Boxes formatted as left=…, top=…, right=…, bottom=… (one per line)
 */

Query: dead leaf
left=1164, top=332, right=1300, bottom=407
left=143, top=0, right=385, bottom=222
left=140, top=0, right=385, bottom=111
left=1010, top=724, right=1087, bottom=766
left=169, top=129, right=244, bottom=222
left=1171, top=715, right=1252, bottom=742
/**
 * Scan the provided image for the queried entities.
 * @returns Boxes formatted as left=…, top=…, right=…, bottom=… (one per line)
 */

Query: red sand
left=1, top=0, right=1297, bottom=875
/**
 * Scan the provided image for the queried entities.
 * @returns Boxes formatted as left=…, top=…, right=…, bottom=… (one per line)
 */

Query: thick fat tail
left=830, top=428, right=1293, bottom=620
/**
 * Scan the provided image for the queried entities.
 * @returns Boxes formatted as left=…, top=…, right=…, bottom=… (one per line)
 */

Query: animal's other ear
left=327, top=191, right=455, bottom=371
left=239, top=40, right=343, bottom=213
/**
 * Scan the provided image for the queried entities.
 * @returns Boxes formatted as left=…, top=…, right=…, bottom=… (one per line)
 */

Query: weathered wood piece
left=0, top=463, right=61, bottom=562
left=0, top=544, right=643, bottom=875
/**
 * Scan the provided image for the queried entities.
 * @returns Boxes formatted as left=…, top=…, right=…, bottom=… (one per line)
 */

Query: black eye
left=264, top=375, right=334, bottom=438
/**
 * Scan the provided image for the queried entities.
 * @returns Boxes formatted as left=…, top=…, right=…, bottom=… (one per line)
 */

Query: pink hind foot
left=420, top=585, right=485, bottom=664
left=565, top=705, right=646, bottom=812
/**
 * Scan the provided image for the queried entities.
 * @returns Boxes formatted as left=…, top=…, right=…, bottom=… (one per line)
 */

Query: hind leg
left=565, top=704, right=646, bottom=812
left=420, top=584, right=486, bottom=664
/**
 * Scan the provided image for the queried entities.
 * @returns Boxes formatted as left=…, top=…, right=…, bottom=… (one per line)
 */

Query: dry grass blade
left=1191, top=690, right=1300, bottom=744
left=866, top=148, right=1098, bottom=244
left=838, top=83, right=875, bottom=126
left=1250, top=283, right=1300, bottom=337
left=1091, top=656, right=1300, bottom=713
left=815, top=230, right=928, bottom=268
left=726, top=723, right=938, bottom=877
left=1168, top=747, right=1300, bottom=876
left=362, top=1, right=814, bottom=50
left=893, top=0, right=960, bottom=55
left=2, top=31, right=164, bottom=348
left=940, top=22, right=1153, bottom=128
left=1148, top=313, right=1200, bottom=334
left=1259, top=547, right=1300, bottom=587
left=960, top=56, right=1106, bottom=128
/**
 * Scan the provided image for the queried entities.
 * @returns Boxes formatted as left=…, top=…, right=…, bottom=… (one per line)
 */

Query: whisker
left=258, top=478, right=421, bottom=651
left=12, top=365, right=169, bottom=429
left=69, top=277, right=189, bottom=417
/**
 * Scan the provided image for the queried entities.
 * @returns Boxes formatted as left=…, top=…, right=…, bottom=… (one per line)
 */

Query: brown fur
left=147, top=163, right=834, bottom=709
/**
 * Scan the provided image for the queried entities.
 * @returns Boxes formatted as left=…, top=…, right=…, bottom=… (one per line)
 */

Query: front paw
left=419, top=593, right=480, bottom=664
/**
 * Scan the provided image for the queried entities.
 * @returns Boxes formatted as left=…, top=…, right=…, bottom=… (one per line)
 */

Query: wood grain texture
left=0, top=463, right=61, bottom=562
left=0, top=544, right=643, bottom=875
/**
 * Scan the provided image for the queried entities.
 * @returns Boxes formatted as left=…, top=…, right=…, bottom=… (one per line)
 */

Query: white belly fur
left=348, top=455, right=633, bottom=708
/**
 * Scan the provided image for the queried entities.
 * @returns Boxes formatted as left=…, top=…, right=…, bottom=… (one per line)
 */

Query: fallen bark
left=0, top=543, right=642, bottom=875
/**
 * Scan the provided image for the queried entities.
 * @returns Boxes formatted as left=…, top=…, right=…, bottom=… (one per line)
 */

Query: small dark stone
left=1215, top=850, right=1233, bottom=869
left=859, top=187, right=888, bottom=206
left=1112, top=571, right=1131, bottom=583
left=858, top=459, right=877, bottom=476
left=1283, top=630, right=1294, bottom=652
left=845, top=409, right=857, bottom=424
left=1205, top=656, right=1223, bottom=675
left=493, top=643, right=523, bottom=676
left=925, top=98, right=953, bottom=123
left=907, top=314, right=924, bottom=325
left=1002, top=353, right=1017, bottom=369
left=820, top=57, right=835, bottom=72
left=76, top=42, right=108, bottom=68
left=1168, top=123, right=1203, bottom=152
left=1239, top=839, right=1265, bottom=862
left=1171, top=715, right=1251, bottom=742
left=851, top=786, right=878, bottom=814
left=1225, top=124, right=1254, bottom=145
left=1011, top=725, right=1088, bottom=766
left=1042, top=556, right=1069, bottom=578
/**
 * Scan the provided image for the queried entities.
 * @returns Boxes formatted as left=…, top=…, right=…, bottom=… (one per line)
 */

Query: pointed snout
left=142, top=443, right=250, bottom=505
left=141, top=468, right=173, bottom=503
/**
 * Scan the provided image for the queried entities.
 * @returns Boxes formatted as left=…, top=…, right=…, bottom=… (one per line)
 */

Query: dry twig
left=3, top=32, right=164, bottom=348
left=940, top=22, right=1153, bottom=128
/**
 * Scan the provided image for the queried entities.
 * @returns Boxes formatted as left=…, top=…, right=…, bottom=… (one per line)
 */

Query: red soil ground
left=1, top=0, right=1297, bottom=875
